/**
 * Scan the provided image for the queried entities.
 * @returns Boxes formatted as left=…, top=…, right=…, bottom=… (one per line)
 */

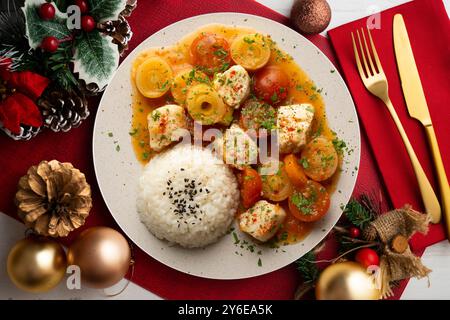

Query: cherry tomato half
left=239, top=167, right=263, bottom=209
left=190, top=33, right=232, bottom=74
left=288, top=180, right=330, bottom=222
left=253, top=65, right=289, bottom=104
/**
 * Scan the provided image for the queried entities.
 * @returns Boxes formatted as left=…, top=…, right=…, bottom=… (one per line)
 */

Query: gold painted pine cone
left=15, top=160, right=92, bottom=237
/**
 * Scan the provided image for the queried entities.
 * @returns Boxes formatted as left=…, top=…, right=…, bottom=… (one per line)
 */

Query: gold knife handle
left=425, top=125, right=450, bottom=233
left=384, top=98, right=441, bottom=223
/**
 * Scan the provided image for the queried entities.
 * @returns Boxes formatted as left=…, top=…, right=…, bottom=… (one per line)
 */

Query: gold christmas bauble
left=291, top=0, right=332, bottom=35
left=7, top=237, right=67, bottom=293
left=316, top=262, right=380, bottom=300
left=67, top=227, right=131, bottom=289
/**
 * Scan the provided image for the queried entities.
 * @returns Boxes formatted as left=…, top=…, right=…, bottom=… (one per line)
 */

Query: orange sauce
left=130, top=24, right=339, bottom=245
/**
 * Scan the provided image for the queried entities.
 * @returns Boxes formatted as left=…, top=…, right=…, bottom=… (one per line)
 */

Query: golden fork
left=351, top=27, right=441, bottom=222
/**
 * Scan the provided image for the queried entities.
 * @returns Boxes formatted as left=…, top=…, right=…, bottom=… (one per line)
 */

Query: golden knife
left=393, top=14, right=449, bottom=228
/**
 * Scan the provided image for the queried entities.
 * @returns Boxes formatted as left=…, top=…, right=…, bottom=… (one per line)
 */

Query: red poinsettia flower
left=0, top=58, right=50, bottom=135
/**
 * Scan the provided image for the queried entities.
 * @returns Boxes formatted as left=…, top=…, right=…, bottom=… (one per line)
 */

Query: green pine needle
left=295, top=251, right=319, bottom=283
left=343, top=200, right=374, bottom=229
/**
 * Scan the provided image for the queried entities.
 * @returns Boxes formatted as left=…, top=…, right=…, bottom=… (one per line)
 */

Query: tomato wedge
left=284, top=154, right=308, bottom=189
left=239, top=167, right=262, bottom=209
left=288, top=180, right=330, bottom=222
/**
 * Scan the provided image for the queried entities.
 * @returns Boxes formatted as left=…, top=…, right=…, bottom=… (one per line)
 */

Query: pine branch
left=295, top=251, right=319, bottom=283
left=0, top=1, right=28, bottom=51
left=343, top=199, right=374, bottom=229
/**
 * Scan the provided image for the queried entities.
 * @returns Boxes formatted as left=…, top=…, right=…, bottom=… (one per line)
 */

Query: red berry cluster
left=38, top=1, right=96, bottom=53
left=76, top=0, right=97, bottom=33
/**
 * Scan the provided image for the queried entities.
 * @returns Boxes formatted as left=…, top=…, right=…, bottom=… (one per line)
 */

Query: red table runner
left=329, top=0, right=449, bottom=250
left=0, top=0, right=443, bottom=299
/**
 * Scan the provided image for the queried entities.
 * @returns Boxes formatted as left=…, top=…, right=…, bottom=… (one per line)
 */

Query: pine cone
left=38, top=88, right=89, bottom=132
left=121, top=0, right=137, bottom=17
left=1, top=124, right=41, bottom=141
left=98, top=15, right=133, bottom=56
left=15, top=160, right=92, bottom=237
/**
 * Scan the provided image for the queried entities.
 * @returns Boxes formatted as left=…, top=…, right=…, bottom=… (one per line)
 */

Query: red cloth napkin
left=329, top=0, right=450, bottom=250
left=0, top=0, right=429, bottom=300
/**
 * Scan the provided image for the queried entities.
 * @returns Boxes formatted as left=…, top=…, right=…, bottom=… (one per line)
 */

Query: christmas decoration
left=81, top=15, right=96, bottom=32
left=295, top=193, right=431, bottom=300
left=39, top=3, right=56, bottom=21
left=7, top=236, right=67, bottom=293
left=75, top=0, right=89, bottom=14
left=0, top=57, right=49, bottom=138
left=348, top=226, right=361, bottom=238
left=15, top=160, right=92, bottom=237
left=38, top=86, right=89, bottom=132
left=97, top=15, right=133, bottom=55
left=363, top=205, right=431, bottom=297
left=41, top=36, right=59, bottom=52
left=0, top=0, right=136, bottom=140
left=67, top=227, right=132, bottom=289
left=290, top=0, right=331, bottom=35
left=315, top=262, right=380, bottom=300
left=355, top=248, right=380, bottom=269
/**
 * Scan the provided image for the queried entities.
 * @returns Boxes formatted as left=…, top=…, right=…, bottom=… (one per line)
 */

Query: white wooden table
left=1, top=0, right=449, bottom=300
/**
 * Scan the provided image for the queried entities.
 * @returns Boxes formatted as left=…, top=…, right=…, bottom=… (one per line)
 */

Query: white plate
left=93, top=13, right=360, bottom=279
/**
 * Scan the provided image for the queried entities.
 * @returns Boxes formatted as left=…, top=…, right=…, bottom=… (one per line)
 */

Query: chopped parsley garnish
left=271, top=92, right=278, bottom=103
left=243, top=37, right=255, bottom=44
left=299, top=158, right=309, bottom=169
left=232, top=231, right=240, bottom=244
left=115, top=145, right=120, bottom=152
left=219, top=62, right=230, bottom=72
left=332, top=137, right=347, bottom=154
left=151, top=111, right=161, bottom=121
left=321, top=154, right=335, bottom=168
left=108, top=132, right=113, bottom=137
left=129, top=128, right=138, bottom=136
left=257, top=258, right=262, bottom=267
left=290, top=191, right=316, bottom=215
left=213, top=48, right=228, bottom=58
left=158, top=80, right=170, bottom=91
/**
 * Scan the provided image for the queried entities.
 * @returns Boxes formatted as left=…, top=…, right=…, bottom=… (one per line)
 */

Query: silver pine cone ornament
left=38, top=88, right=89, bottom=133
left=15, top=160, right=92, bottom=237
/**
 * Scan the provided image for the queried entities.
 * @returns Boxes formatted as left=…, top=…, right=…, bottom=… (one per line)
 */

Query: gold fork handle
left=425, top=125, right=450, bottom=231
left=384, top=98, right=441, bottom=223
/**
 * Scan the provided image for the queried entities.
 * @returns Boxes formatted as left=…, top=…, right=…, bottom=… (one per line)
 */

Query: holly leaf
left=22, top=0, right=70, bottom=49
left=73, top=30, right=119, bottom=89
left=88, top=0, right=127, bottom=22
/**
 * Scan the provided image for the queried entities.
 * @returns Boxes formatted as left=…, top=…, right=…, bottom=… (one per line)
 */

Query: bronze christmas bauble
left=291, top=0, right=332, bottom=34
left=7, top=237, right=67, bottom=293
left=67, top=227, right=131, bottom=289
left=316, top=262, right=381, bottom=300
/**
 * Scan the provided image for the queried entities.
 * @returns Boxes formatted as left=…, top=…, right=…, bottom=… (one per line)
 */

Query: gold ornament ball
left=67, top=227, right=131, bottom=289
left=291, top=0, right=332, bottom=34
left=7, top=237, right=67, bottom=293
left=316, top=262, right=381, bottom=300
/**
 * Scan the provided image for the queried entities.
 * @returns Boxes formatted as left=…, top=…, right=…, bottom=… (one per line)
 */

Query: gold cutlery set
left=351, top=14, right=450, bottom=238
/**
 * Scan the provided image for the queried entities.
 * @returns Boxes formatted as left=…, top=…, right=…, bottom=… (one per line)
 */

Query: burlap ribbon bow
left=363, top=205, right=431, bottom=297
